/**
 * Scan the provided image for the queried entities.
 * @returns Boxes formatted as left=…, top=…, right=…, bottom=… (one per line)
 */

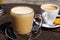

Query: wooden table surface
left=0, top=3, right=60, bottom=40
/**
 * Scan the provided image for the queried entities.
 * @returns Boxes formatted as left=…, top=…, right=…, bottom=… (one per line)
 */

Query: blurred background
left=0, top=0, right=60, bottom=6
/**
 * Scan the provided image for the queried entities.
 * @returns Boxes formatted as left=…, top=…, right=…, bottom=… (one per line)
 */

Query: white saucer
left=42, top=12, right=60, bottom=28
left=42, top=23, right=60, bottom=28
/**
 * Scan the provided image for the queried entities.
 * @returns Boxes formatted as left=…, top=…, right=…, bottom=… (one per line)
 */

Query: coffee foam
left=41, top=4, right=59, bottom=10
left=11, top=6, right=34, bottom=14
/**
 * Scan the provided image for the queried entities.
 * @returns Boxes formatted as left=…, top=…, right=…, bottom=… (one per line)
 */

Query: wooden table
left=0, top=3, right=60, bottom=40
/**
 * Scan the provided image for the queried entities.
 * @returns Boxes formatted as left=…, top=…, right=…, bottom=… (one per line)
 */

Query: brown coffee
left=42, top=6, right=57, bottom=10
left=11, top=6, right=34, bottom=34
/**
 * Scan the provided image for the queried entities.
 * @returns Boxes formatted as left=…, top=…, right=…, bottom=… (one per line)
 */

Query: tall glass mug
left=10, top=6, right=34, bottom=35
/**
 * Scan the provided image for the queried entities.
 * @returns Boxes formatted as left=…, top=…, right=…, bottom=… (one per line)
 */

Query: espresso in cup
left=41, top=4, right=59, bottom=25
left=42, top=5, right=57, bottom=10
left=11, top=6, right=34, bottom=35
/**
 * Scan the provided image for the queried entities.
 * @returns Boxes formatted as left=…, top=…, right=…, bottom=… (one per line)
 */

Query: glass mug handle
left=32, top=14, right=42, bottom=33
left=30, top=14, right=42, bottom=40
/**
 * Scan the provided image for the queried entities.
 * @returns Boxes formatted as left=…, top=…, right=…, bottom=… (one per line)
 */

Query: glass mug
left=5, top=6, right=42, bottom=40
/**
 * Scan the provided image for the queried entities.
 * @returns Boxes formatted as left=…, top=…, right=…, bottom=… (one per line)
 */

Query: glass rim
left=41, top=4, right=59, bottom=11
left=11, top=6, right=34, bottom=15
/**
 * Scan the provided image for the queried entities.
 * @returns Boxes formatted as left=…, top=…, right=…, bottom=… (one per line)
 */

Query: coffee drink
left=11, top=6, right=34, bottom=34
left=41, top=4, right=59, bottom=25
left=42, top=5, right=57, bottom=10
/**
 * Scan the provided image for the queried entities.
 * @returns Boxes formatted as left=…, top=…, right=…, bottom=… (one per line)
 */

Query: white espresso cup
left=41, top=4, right=59, bottom=25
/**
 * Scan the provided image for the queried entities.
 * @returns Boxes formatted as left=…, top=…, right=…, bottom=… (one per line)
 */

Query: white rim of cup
left=40, top=4, right=59, bottom=11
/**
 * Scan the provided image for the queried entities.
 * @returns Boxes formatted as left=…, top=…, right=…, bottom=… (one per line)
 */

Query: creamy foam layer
left=41, top=4, right=58, bottom=10
left=11, top=6, right=34, bottom=14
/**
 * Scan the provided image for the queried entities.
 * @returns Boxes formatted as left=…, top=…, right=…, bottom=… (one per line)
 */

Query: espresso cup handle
left=42, top=12, right=49, bottom=24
